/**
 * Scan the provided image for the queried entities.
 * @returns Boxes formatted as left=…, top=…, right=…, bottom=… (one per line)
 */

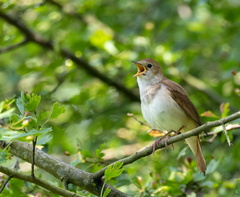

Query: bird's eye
left=147, top=64, right=152, bottom=68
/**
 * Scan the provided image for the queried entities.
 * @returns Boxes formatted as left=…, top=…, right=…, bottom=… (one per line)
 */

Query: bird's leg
left=152, top=126, right=184, bottom=153
left=166, top=126, right=184, bottom=150
left=173, top=125, right=184, bottom=136
left=152, top=130, right=175, bottom=153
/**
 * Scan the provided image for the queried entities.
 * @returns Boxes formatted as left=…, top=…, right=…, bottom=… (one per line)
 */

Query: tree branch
left=0, top=166, right=83, bottom=197
left=93, top=111, right=240, bottom=178
left=31, top=136, right=38, bottom=177
left=0, top=11, right=139, bottom=102
left=0, top=175, right=13, bottom=193
left=0, top=140, right=129, bottom=197
left=0, top=38, right=29, bottom=53
left=0, top=111, right=239, bottom=196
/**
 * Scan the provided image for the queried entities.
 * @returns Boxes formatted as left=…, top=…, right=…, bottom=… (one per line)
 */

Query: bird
left=132, top=58, right=206, bottom=174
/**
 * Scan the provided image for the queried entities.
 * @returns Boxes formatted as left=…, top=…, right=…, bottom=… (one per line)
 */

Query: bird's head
left=133, top=58, right=164, bottom=85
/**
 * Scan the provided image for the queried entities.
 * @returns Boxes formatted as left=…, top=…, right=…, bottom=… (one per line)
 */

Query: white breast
left=140, top=84, right=187, bottom=132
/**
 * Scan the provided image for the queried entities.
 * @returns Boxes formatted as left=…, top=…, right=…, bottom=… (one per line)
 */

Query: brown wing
left=161, top=77, right=202, bottom=126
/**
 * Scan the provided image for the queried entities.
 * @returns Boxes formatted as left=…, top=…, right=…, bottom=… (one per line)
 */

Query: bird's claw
left=151, top=130, right=176, bottom=154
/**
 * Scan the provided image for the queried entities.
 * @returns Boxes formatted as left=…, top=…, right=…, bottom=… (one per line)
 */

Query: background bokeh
left=0, top=0, right=240, bottom=196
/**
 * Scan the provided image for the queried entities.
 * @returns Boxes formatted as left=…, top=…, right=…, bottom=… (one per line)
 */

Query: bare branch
left=0, top=38, right=29, bottom=53
left=31, top=136, right=38, bottom=177
left=93, top=111, right=240, bottom=178
left=127, top=113, right=151, bottom=127
left=0, top=166, right=83, bottom=197
left=205, top=133, right=217, bottom=143
left=0, top=140, right=129, bottom=197
left=0, top=175, right=13, bottom=193
left=221, top=123, right=232, bottom=146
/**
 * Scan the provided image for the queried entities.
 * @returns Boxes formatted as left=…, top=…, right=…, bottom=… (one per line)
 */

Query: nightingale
left=133, top=58, right=206, bottom=174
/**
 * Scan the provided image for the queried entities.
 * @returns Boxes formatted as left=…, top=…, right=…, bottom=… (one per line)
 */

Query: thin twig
left=62, top=178, right=69, bottom=190
left=0, top=166, right=83, bottom=197
left=127, top=113, right=151, bottom=127
left=202, top=123, right=240, bottom=143
left=222, top=123, right=232, bottom=146
left=205, top=133, right=217, bottom=143
left=31, top=136, right=38, bottom=178
left=49, top=73, right=66, bottom=94
left=0, top=38, right=29, bottom=53
left=0, top=176, right=13, bottom=193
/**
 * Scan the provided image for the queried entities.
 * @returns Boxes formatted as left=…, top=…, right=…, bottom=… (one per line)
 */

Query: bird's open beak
left=132, top=61, right=146, bottom=77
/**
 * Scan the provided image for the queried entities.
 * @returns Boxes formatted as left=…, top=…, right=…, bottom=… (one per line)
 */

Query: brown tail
left=185, top=136, right=206, bottom=174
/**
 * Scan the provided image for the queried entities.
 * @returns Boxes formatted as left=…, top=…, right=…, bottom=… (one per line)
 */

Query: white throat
left=137, top=74, right=163, bottom=94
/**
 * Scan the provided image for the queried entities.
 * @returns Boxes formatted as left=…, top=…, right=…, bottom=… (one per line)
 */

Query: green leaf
left=50, top=101, right=65, bottom=119
left=220, top=103, right=230, bottom=118
left=36, top=134, right=52, bottom=145
left=27, top=117, right=38, bottom=129
left=206, top=159, right=220, bottom=174
left=193, top=171, right=206, bottom=182
left=0, top=98, right=15, bottom=113
left=104, top=162, right=124, bottom=182
left=102, top=187, right=111, bottom=197
left=0, top=150, right=10, bottom=164
left=70, top=158, right=82, bottom=167
left=1, top=130, right=22, bottom=141
left=235, top=188, right=240, bottom=195
left=37, top=110, right=50, bottom=122
left=177, top=146, right=188, bottom=160
left=0, top=101, right=4, bottom=113
left=90, top=29, right=112, bottom=49
left=0, top=108, right=15, bottom=119
left=32, top=128, right=53, bottom=136
left=95, top=144, right=105, bottom=162
left=1, top=128, right=52, bottom=141
left=16, top=97, right=25, bottom=115
left=131, top=176, right=144, bottom=190
left=10, top=114, right=21, bottom=123
left=25, top=93, right=41, bottom=112
left=81, top=149, right=95, bottom=162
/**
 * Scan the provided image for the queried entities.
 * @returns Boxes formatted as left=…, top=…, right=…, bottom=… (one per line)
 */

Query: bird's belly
left=141, top=91, right=187, bottom=132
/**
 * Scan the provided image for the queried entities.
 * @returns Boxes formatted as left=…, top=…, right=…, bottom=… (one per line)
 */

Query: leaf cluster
left=0, top=92, right=65, bottom=163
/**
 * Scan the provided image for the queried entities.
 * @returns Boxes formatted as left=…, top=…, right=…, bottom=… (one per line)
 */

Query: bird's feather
left=161, top=77, right=202, bottom=126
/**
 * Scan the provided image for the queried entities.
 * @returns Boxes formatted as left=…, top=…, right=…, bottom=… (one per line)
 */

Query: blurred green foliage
left=0, top=0, right=240, bottom=196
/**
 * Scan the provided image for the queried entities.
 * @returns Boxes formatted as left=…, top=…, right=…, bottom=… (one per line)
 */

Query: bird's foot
left=151, top=126, right=184, bottom=154
left=152, top=130, right=175, bottom=154
left=162, top=135, right=175, bottom=151
left=163, top=126, right=183, bottom=151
